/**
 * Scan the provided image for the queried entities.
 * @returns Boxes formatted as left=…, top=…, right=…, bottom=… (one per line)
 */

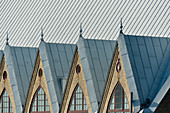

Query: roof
left=144, top=76, right=170, bottom=113
left=0, top=50, right=3, bottom=63
left=4, top=45, right=38, bottom=113
left=77, top=36, right=117, bottom=112
left=118, top=33, right=170, bottom=112
left=39, top=41, right=76, bottom=112
left=0, top=0, right=169, bottom=49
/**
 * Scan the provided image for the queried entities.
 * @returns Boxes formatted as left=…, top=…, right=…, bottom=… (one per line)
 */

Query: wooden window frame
left=68, top=84, right=88, bottom=113
left=30, top=86, right=50, bottom=113
left=107, top=82, right=130, bottom=113
left=0, top=89, right=13, bottom=113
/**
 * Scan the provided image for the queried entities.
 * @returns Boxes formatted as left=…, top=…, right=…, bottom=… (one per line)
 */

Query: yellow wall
left=0, top=55, right=17, bottom=113
left=99, top=45, right=132, bottom=113
left=61, top=49, right=93, bottom=113
left=24, top=52, right=53, bottom=113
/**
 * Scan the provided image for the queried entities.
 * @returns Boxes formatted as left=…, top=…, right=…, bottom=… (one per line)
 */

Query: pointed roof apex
left=120, top=18, right=123, bottom=33
left=80, top=23, right=83, bottom=37
left=41, top=27, right=44, bottom=42
left=6, top=32, right=9, bottom=45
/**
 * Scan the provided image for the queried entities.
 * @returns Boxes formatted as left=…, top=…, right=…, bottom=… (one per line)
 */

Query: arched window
left=68, top=85, right=88, bottom=113
left=30, top=87, right=50, bottom=113
left=0, top=89, right=13, bottom=113
left=108, top=83, right=130, bottom=113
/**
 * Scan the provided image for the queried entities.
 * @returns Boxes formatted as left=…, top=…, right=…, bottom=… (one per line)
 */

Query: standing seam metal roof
left=39, top=41, right=76, bottom=113
left=4, top=45, right=38, bottom=113
left=0, top=50, right=3, bottom=64
left=118, top=33, right=170, bottom=112
left=77, top=36, right=117, bottom=112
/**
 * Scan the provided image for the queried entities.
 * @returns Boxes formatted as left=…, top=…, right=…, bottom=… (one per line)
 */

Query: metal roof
left=77, top=36, right=117, bottom=112
left=4, top=45, right=38, bottom=113
left=0, top=0, right=169, bottom=49
left=39, top=41, right=76, bottom=113
left=118, top=33, right=170, bottom=112
left=0, top=50, right=3, bottom=63
left=144, top=76, right=170, bottom=113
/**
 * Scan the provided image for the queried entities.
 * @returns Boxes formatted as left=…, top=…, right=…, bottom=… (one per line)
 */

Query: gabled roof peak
left=41, top=27, right=44, bottom=42
left=6, top=33, right=9, bottom=45
left=120, top=18, right=123, bottom=34
left=80, top=23, right=83, bottom=37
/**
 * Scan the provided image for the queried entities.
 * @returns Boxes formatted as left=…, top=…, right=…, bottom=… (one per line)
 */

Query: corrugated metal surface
left=118, top=33, right=170, bottom=112
left=4, top=45, right=38, bottom=113
left=0, top=0, right=169, bottom=50
left=39, top=41, right=76, bottom=112
left=77, top=36, right=117, bottom=112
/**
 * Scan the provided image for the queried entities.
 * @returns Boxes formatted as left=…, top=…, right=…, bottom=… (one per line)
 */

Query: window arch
left=108, top=83, right=130, bottom=113
left=0, top=89, right=13, bottom=113
left=68, top=85, right=88, bottom=113
left=30, top=87, right=50, bottom=113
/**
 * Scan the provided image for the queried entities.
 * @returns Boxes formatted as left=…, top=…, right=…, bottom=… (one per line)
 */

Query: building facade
left=0, top=30, right=169, bottom=113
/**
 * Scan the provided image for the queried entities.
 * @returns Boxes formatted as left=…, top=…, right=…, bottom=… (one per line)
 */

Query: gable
left=77, top=37, right=117, bottom=112
left=39, top=41, right=76, bottom=112
left=4, top=45, right=38, bottom=112
left=0, top=55, right=17, bottom=113
left=24, top=51, right=53, bottom=113
left=61, top=48, right=93, bottom=113
left=99, top=45, right=132, bottom=113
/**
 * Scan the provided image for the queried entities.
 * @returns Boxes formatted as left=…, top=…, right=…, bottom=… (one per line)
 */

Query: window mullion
left=81, top=91, right=84, bottom=110
left=74, top=92, right=76, bottom=110
left=122, top=90, right=124, bottom=111
left=36, top=92, right=38, bottom=111
left=8, top=97, right=10, bottom=112
left=2, top=97, right=3, bottom=113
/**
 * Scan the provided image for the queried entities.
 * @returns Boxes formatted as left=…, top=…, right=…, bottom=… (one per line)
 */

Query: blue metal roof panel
left=144, top=76, right=170, bottom=113
left=77, top=37, right=117, bottom=112
left=118, top=34, right=141, bottom=112
left=39, top=41, right=76, bottom=112
left=0, top=51, right=3, bottom=63
left=4, top=45, right=38, bottom=113
left=39, top=42, right=60, bottom=113
left=122, top=34, right=170, bottom=111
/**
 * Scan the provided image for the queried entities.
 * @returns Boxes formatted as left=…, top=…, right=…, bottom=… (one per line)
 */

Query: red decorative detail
left=3, top=71, right=7, bottom=80
left=76, top=65, right=81, bottom=74
left=116, top=62, right=121, bottom=73
left=39, top=68, right=43, bottom=77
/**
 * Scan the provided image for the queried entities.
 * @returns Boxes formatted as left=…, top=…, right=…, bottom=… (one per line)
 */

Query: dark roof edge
left=144, top=76, right=170, bottom=113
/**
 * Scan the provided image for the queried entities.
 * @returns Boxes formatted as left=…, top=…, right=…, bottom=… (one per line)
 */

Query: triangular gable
left=77, top=36, right=117, bottom=112
left=0, top=53, right=16, bottom=113
left=118, top=33, right=170, bottom=112
left=61, top=47, right=93, bottom=113
left=39, top=41, right=76, bottom=112
left=4, top=45, right=38, bottom=113
left=24, top=51, right=53, bottom=113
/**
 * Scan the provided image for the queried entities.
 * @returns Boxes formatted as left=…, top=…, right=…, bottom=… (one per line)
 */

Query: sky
left=0, top=0, right=169, bottom=49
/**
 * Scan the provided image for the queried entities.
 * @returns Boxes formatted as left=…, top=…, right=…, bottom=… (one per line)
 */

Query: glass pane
left=108, top=83, right=130, bottom=113
left=69, top=85, right=88, bottom=111
left=0, top=90, right=13, bottom=113
left=124, top=93, right=129, bottom=109
left=30, top=87, right=50, bottom=112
